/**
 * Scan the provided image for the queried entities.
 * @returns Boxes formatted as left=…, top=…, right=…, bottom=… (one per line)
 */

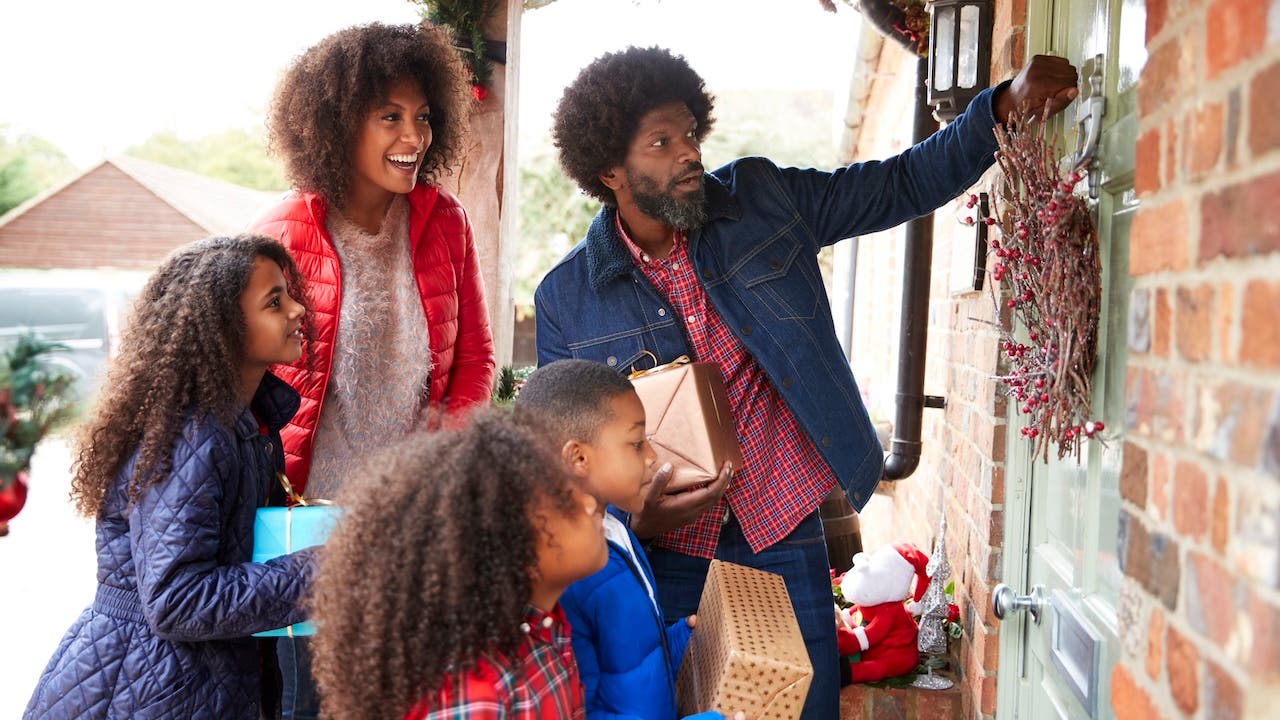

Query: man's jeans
left=647, top=509, right=838, bottom=720
left=278, top=637, right=320, bottom=719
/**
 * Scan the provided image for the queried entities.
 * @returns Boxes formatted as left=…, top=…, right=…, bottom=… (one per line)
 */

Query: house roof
left=0, top=156, right=281, bottom=271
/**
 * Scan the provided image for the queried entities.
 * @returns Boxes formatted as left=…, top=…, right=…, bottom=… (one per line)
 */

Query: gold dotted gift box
left=676, top=560, right=813, bottom=719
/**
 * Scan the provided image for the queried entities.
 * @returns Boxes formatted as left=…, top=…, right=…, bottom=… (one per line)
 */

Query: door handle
left=1072, top=54, right=1106, bottom=200
left=992, top=583, right=1047, bottom=624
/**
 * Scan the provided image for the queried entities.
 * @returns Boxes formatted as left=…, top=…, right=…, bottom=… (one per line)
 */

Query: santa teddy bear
left=836, top=542, right=930, bottom=683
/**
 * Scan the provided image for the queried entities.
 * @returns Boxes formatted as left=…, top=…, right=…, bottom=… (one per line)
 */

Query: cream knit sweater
left=306, top=196, right=433, bottom=498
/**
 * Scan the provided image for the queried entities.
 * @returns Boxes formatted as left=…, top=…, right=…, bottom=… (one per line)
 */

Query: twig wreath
left=964, top=109, right=1103, bottom=462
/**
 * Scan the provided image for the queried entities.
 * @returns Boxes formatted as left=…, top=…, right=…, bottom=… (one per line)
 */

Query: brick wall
left=1111, top=0, right=1280, bottom=717
left=848, top=2, right=1030, bottom=714
left=849, top=0, right=1279, bottom=718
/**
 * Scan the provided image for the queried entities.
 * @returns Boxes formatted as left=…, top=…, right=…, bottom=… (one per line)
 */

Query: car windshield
left=0, top=288, right=109, bottom=341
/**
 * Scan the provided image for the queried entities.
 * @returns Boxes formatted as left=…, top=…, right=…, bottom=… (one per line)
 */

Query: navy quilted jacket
left=25, top=373, right=317, bottom=719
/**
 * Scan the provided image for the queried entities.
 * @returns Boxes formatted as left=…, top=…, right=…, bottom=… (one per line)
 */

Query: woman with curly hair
left=249, top=21, right=496, bottom=715
left=25, top=236, right=317, bottom=719
left=309, top=408, right=608, bottom=720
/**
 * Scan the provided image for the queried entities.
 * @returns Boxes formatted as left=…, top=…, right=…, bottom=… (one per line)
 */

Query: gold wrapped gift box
left=629, top=356, right=743, bottom=494
left=676, top=560, right=813, bottom=720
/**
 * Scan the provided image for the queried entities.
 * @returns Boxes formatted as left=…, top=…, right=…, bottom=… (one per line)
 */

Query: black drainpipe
left=882, top=57, right=949, bottom=480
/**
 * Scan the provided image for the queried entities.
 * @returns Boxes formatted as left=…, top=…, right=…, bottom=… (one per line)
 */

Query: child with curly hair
left=250, top=21, right=496, bottom=715
left=516, top=359, right=741, bottom=720
left=308, top=408, right=609, bottom=720
left=24, top=236, right=317, bottom=719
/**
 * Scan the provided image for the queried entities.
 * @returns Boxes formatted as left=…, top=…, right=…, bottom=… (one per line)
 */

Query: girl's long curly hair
left=267, top=21, right=472, bottom=208
left=68, top=236, right=312, bottom=518
left=309, top=408, right=581, bottom=720
left=553, top=45, right=716, bottom=205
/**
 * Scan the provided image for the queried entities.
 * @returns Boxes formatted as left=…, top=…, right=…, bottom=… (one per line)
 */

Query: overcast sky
left=1, top=0, right=862, bottom=167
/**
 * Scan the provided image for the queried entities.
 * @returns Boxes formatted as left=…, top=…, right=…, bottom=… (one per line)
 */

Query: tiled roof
left=0, top=157, right=281, bottom=270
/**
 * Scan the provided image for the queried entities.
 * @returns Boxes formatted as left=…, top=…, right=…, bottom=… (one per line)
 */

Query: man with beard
left=534, top=46, right=1077, bottom=718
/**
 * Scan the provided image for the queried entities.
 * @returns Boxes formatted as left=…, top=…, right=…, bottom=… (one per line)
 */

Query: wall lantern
left=927, top=0, right=993, bottom=122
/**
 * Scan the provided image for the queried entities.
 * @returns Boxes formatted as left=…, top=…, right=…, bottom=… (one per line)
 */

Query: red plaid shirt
left=619, top=219, right=837, bottom=557
left=404, top=605, right=585, bottom=720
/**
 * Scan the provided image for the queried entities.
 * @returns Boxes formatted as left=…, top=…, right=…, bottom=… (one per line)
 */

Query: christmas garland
left=966, top=109, right=1103, bottom=462
left=412, top=0, right=503, bottom=100
left=1, top=335, right=77, bottom=532
left=819, top=0, right=930, bottom=56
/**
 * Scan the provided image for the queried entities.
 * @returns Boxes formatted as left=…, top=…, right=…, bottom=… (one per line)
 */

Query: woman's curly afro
left=552, top=46, right=715, bottom=205
left=268, top=22, right=471, bottom=208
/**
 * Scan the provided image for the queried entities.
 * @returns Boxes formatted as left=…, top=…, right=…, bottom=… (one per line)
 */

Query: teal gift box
left=252, top=505, right=341, bottom=637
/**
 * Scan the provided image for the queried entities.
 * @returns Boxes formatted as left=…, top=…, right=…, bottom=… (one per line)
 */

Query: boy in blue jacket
left=517, top=360, right=739, bottom=720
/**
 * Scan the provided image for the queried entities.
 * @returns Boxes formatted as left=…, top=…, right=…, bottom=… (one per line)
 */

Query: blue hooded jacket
left=25, top=373, right=316, bottom=720
left=561, top=511, right=692, bottom=720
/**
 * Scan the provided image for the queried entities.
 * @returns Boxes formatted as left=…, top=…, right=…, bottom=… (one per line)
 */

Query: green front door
left=995, top=0, right=1146, bottom=717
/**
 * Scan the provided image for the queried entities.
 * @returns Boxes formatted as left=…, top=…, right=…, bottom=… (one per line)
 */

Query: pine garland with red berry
left=819, top=0, right=930, bottom=56
left=969, top=108, right=1103, bottom=462
left=411, top=0, right=502, bottom=100
left=1, top=334, right=76, bottom=482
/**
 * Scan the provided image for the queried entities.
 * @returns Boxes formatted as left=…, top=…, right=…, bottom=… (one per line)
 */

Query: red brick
left=1216, top=282, right=1235, bottom=362
left=1120, top=510, right=1182, bottom=609
left=1146, top=0, right=1168, bottom=40
left=989, top=463, right=1005, bottom=506
left=1136, top=127, right=1162, bottom=196
left=1111, top=664, right=1161, bottom=719
left=1146, top=609, right=1165, bottom=679
left=1206, top=0, right=1267, bottom=79
left=1211, top=476, right=1230, bottom=555
left=1173, top=460, right=1210, bottom=540
left=1249, top=61, right=1280, bottom=156
left=871, top=686, right=907, bottom=719
left=1133, top=199, right=1189, bottom=275
left=1167, top=625, right=1201, bottom=715
left=1165, top=117, right=1180, bottom=188
left=1243, top=589, right=1280, bottom=680
left=914, top=686, right=962, bottom=720
left=1151, top=451, right=1170, bottom=521
left=840, top=683, right=871, bottom=719
left=1154, top=289, right=1172, bottom=357
left=1187, top=102, right=1224, bottom=178
left=1188, top=551, right=1240, bottom=647
left=1140, top=37, right=1186, bottom=116
left=1129, top=367, right=1187, bottom=445
left=1200, top=170, right=1280, bottom=261
left=1191, top=379, right=1273, bottom=467
left=1175, top=284, right=1213, bottom=361
left=1204, top=659, right=1245, bottom=720
left=1240, top=280, right=1280, bottom=368
left=1121, top=442, right=1149, bottom=507
left=979, top=674, right=996, bottom=715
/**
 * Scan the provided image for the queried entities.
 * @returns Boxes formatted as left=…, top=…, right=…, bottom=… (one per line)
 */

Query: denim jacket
left=535, top=86, right=1004, bottom=513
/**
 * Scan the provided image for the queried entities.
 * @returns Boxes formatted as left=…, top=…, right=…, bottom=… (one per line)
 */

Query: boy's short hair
left=516, top=359, right=636, bottom=443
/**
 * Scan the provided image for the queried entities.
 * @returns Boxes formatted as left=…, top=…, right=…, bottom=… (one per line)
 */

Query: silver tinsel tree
left=912, top=512, right=954, bottom=690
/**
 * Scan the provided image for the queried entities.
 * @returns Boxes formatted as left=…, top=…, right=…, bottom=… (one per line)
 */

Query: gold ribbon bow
left=628, top=352, right=692, bottom=380
left=276, top=472, right=333, bottom=508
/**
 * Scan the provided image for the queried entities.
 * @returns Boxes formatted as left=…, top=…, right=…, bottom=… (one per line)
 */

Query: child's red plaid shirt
left=619, top=220, right=838, bottom=557
left=403, top=605, right=585, bottom=720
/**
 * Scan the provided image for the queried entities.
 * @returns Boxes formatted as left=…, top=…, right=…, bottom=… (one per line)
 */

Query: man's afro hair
left=552, top=46, right=715, bottom=205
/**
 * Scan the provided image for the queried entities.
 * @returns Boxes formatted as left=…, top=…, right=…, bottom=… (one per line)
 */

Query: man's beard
left=626, top=165, right=708, bottom=230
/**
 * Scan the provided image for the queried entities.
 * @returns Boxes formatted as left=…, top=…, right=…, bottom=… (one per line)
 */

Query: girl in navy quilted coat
left=25, top=236, right=319, bottom=720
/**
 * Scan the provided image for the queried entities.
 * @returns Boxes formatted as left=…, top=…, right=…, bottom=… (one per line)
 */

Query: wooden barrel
left=820, top=487, right=862, bottom=573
